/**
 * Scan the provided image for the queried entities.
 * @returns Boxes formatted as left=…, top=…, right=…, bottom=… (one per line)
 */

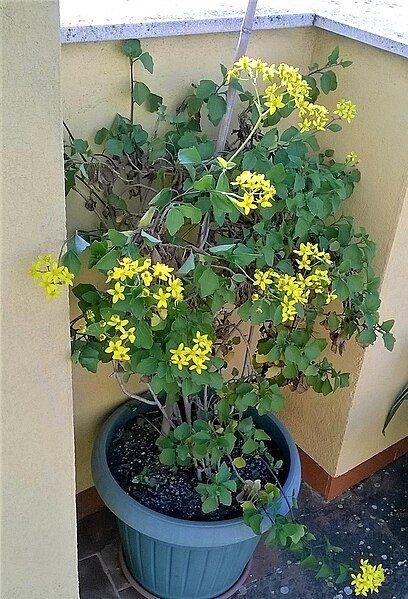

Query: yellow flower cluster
left=346, top=151, right=359, bottom=164
left=226, top=55, right=356, bottom=135
left=252, top=243, right=337, bottom=322
left=298, top=102, right=329, bottom=132
left=106, top=257, right=184, bottom=311
left=170, top=331, right=213, bottom=375
left=226, top=56, right=276, bottom=84
left=78, top=313, right=136, bottom=362
left=334, top=99, right=357, bottom=123
left=30, top=254, right=74, bottom=298
left=293, top=242, right=332, bottom=271
left=232, top=171, right=276, bottom=215
left=351, top=560, right=385, bottom=597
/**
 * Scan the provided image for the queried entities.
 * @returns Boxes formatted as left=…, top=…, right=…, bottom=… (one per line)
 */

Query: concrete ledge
left=60, top=0, right=408, bottom=58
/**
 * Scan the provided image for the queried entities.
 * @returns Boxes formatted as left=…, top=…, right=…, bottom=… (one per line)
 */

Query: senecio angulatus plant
left=32, top=40, right=393, bottom=596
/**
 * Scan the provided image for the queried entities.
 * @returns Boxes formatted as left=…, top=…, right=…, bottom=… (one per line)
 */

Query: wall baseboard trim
left=299, top=436, right=408, bottom=500
left=76, top=436, right=408, bottom=519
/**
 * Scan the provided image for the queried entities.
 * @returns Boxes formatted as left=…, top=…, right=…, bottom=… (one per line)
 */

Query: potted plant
left=31, top=38, right=393, bottom=599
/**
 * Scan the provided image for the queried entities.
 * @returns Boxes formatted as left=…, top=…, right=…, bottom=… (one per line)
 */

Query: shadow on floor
left=78, top=455, right=408, bottom=599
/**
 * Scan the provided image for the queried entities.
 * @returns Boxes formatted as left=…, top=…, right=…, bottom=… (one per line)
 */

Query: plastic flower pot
left=92, top=401, right=301, bottom=599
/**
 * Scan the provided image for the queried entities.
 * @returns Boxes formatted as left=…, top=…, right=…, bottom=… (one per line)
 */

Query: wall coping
left=60, top=0, right=407, bottom=58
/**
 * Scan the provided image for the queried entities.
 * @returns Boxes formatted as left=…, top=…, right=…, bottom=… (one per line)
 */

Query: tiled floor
left=78, top=455, right=408, bottom=599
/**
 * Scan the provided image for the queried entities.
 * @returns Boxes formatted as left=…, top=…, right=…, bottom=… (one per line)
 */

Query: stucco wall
left=61, top=28, right=408, bottom=491
left=1, top=1, right=79, bottom=597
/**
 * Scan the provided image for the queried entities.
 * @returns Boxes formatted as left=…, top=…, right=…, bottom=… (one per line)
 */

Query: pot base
left=119, top=548, right=253, bottom=599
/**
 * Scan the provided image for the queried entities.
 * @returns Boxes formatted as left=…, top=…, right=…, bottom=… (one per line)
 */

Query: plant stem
left=130, top=59, right=135, bottom=124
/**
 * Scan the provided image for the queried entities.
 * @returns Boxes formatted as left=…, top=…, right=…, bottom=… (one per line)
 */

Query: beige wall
left=1, top=1, right=78, bottom=597
left=61, top=28, right=408, bottom=490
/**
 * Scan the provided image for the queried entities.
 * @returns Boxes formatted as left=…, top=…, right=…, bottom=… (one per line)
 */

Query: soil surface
left=108, top=413, right=287, bottom=521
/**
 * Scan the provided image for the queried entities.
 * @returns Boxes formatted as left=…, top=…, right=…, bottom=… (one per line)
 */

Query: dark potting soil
left=108, top=413, right=287, bottom=522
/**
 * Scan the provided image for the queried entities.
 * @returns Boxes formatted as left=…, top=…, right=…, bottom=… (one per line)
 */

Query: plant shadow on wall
left=31, top=39, right=395, bottom=597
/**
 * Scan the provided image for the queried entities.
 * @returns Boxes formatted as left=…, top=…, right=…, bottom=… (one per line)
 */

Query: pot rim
left=92, top=400, right=301, bottom=547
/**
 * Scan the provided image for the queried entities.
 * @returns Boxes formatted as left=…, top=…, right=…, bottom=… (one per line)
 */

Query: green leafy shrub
left=32, top=41, right=392, bottom=596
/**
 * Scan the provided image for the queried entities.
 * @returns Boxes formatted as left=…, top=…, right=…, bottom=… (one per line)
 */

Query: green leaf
left=195, top=80, right=217, bottom=100
left=209, top=243, right=236, bottom=254
left=178, top=147, right=202, bottom=177
left=179, top=204, right=202, bottom=224
left=136, top=320, right=153, bottom=349
left=327, top=123, right=342, bottom=132
left=177, top=252, right=195, bottom=275
left=133, top=81, right=150, bottom=105
left=380, top=319, right=394, bottom=333
left=193, top=174, right=214, bottom=191
left=207, top=94, right=226, bottom=125
left=61, top=249, right=81, bottom=276
left=107, top=229, right=128, bottom=247
left=242, top=438, right=258, bottom=454
left=149, top=188, right=173, bottom=208
left=72, top=138, right=88, bottom=154
left=105, top=138, right=124, bottom=157
left=174, top=422, right=192, bottom=441
left=304, top=339, right=327, bottom=361
left=159, top=448, right=176, bottom=466
left=94, top=248, right=120, bottom=272
left=215, top=462, right=231, bottom=484
left=233, top=457, right=247, bottom=468
left=78, top=346, right=99, bottom=373
left=166, top=207, right=184, bottom=236
left=202, top=496, right=218, bottom=513
left=383, top=332, right=395, bottom=351
left=94, top=128, right=109, bottom=145
left=146, top=93, right=163, bottom=112
left=122, top=39, right=142, bottom=59
left=138, top=51, right=154, bottom=73
left=327, top=46, right=339, bottom=64
left=134, top=356, right=158, bottom=375
left=107, top=194, right=127, bottom=210
left=358, top=328, right=376, bottom=346
left=320, top=70, right=337, bottom=94
left=198, top=268, right=220, bottom=298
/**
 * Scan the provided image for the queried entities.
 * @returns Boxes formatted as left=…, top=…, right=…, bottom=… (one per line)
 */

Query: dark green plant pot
left=92, top=401, right=301, bottom=599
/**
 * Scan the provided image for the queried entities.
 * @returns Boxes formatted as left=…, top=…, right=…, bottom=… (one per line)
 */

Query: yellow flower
left=253, top=269, right=274, bottom=291
left=166, top=277, right=184, bottom=301
left=105, top=340, right=130, bottom=361
left=141, top=288, right=150, bottom=297
left=334, top=99, right=356, bottom=123
left=281, top=296, right=297, bottom=323
left=152, top=263, right=174, bottom=281
left=263, top=84, right=285, bottom=115
left=193, top=331, right=213, bottom=352
left=153, top=287, right=171, bottom=309
left=189, top=359, right=208, bottom=375
left=141, top=270, right=153, bottom=286
left=134, top=257, right=151, bottom=272
left=106, top=265, right=132, bottom=283
left=351, top=560, right=385, bottom=596
left=107, top=314, right=121, bottom=326
left=79, top=324, right=87, bottom=334
left=346, top=151, right=359, bottom=163
left=120, top=327, right=136, bottom=344
left=115, top=318, right=129, bottom=334
left=235, top=192, right=257, bottom=215
left=31, top=254, right=74, bottom=297
left=107, top=282, right=125, bottom=304
left=170, top=343, right=190, bottom=370
left=85, top=310, right=95, bottom=321
left=325, top=291, right=338, bottom=304
left=299, top=118, right=312, bottom=132
left=98, top=334, right=106, bottom=341
left=251, top=293, right=260, bottom=301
